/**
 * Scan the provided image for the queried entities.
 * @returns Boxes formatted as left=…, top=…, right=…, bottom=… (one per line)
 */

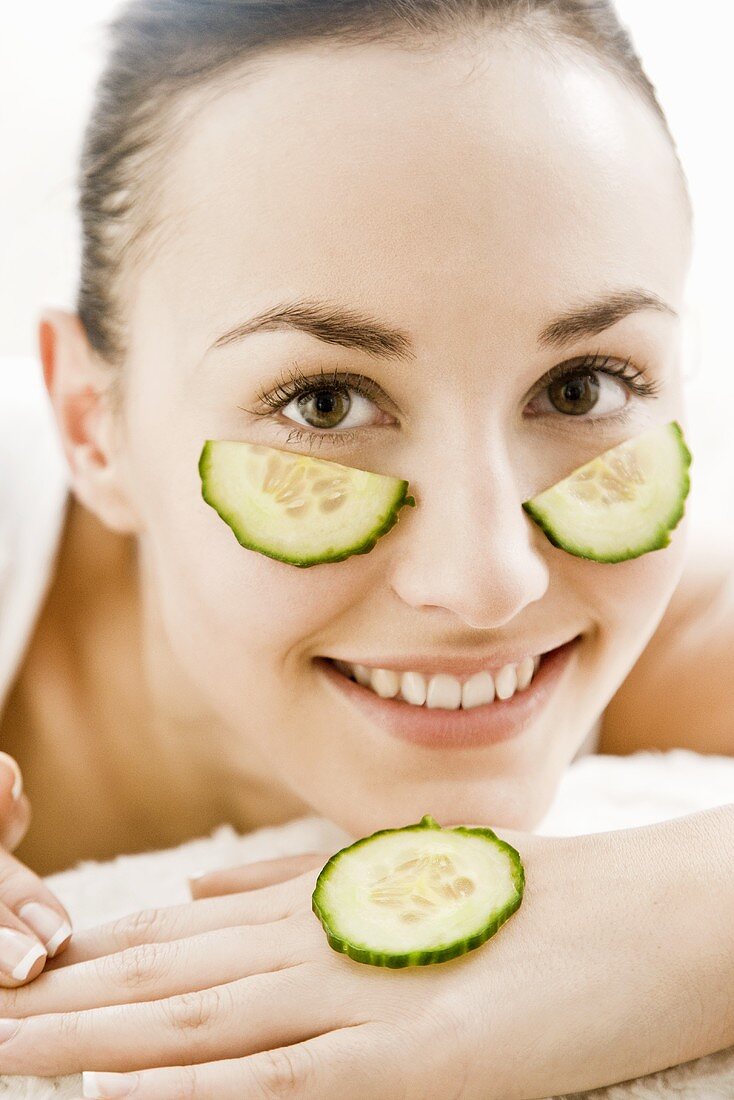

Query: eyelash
left=242, top=363, right=389, bottom=449
left=240, top=353, right=661, bottom=448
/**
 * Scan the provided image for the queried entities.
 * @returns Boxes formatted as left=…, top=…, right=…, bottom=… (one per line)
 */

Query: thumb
left=0, top=752, right=32, bottom=852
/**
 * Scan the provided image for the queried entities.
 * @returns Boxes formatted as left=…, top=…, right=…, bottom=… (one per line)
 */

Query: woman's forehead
left=136, top=38, right=690, bottom=343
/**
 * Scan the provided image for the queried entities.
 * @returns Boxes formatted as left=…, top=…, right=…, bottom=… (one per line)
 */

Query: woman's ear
left=38, top=308, right=141, bottom=534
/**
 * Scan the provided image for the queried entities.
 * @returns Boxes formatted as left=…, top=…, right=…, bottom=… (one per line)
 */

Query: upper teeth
left=335, top=655, right=541, bottom=710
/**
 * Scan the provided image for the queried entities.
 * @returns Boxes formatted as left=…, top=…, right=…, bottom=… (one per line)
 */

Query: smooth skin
left=0, top=28, right=733, bottom=1099
left=1, top=809, right=732, bottom=1100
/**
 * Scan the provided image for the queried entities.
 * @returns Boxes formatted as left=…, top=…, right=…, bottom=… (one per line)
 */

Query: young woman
left=0, top=1, right=732, bottom=1096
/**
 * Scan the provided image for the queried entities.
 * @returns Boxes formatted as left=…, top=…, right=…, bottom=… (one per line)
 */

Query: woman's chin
left=328, top=784, right=555, bottom=840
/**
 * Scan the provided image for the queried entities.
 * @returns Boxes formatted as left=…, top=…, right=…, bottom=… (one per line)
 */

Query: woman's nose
left=388, top=454, right=550, bottom=630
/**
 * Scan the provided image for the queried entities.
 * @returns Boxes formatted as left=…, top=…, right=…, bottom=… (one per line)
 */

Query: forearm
left=558, top=803, right=734, bottom=1094
left=490, top=805, right=734, bottom=1100
left=638, top=801, right=734, bottom=1061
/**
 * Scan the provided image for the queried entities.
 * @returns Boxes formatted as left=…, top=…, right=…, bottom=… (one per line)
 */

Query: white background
left=2, top=1, right=732, bottom=535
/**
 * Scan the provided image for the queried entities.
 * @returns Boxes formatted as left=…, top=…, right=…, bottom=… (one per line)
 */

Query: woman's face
left=114, top=34, right=692, bottom=833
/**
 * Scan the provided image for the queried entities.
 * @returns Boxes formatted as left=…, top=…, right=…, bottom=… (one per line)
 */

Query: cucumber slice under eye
left=522, top=419, right=692, bottom=563
left=311, top=814, right=524, bottom=968
left=199, top=440, right=415, bottom=567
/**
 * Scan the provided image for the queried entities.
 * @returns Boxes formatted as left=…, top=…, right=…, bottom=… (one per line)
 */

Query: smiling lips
left=327, top=634, right=585, bottom=711
left=331, top=653, right=542, bottom=710
left=318, top=637, right=582, bottom=749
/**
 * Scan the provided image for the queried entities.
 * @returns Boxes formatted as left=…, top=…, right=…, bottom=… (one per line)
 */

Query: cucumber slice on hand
left=522, top=419, right=692, bottom=563
left=199, top=440, right=415, bottom=567
left=311, top=814, right=524, bottom=968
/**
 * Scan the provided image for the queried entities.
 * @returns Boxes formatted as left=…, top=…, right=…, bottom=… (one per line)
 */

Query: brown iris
left=296, top=388, right=350, bottom=428
left=548, top=372, right=600, bottom=415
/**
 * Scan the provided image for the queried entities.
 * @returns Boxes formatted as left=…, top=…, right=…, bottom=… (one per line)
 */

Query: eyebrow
left=209, top=288, right=676, bottom=360
left=210, top=299, right=416, bottom=361
left=537, top=289, right=677, bottom=349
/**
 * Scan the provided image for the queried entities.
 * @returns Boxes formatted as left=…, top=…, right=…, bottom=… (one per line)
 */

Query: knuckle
left=104, top=938, right=174, bottom=991
left=0, top=856, right=34, bottom=897
left=163, top=984, right=227, bottom=1035
left=109, top=907, right=161, bottom=950
left=266, top=915, right=311, bottom=969
left=166, top=1063, right=198, bottom=1100
left=0, top=983, right=21, bottom=1016
left=255, top=1044, right=317, bottom=1099
left=55, top=1009, right=82, bottom=1045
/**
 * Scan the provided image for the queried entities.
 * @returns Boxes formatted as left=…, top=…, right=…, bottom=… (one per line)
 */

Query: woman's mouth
left=315, top=635, right=582, bottom=749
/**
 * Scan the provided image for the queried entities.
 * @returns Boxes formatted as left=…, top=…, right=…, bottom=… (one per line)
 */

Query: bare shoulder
left=599, top=525, right=734, bottom=756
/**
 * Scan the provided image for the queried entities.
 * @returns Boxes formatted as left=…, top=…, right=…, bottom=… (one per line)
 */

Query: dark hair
left=77, top=0, right=691, bottom=373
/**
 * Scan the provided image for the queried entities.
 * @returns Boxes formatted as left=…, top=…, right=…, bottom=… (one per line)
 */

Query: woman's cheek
left=580, top=509, right=690, bottom=688
left=140, top=458, right=385, bottom=686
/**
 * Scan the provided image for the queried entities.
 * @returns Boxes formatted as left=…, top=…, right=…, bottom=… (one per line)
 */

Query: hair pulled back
left=77, top=0, right=689, bottom=370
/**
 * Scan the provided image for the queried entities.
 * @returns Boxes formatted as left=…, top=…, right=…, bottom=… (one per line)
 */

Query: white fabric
left=0, top=748, right=730, bottom=1097
left=0, top=355, right=70, bottom=719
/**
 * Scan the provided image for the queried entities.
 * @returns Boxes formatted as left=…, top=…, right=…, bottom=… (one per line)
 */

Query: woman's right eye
left=281, top=386, right=384, bottom=431
left=245, top=366, right=396, bottom=441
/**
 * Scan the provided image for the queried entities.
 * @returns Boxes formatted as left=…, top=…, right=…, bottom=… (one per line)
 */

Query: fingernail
left=0, top=927, right=46, bottom=980
left=0, top=1018, right=20, bottom=1043
left=82, top=1070, right=139, bottom=1097
left=18, top=901, right=72, bottom=956
left=0, top=753, right=22, bottom=801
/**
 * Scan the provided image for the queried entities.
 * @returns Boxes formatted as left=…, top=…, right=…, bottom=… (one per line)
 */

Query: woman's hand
left=0, top=753, right=73, bottom=986
left=0, top=817, right=720, bottom=1099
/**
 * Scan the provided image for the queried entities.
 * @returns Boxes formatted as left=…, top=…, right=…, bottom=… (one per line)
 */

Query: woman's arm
left=600, top=531, right=734, bottom=757
left=561, top=802, right=734, bottom=1090
left=187, top=804, right=734, bottom=1098
left=3, top=804, right=730, bottom=1099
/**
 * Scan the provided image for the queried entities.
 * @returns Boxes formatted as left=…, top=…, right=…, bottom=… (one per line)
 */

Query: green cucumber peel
left=199, top=440, right=415, bottom=567
left=522, top=419, right=692, bottom=563
left=311, top=814, right=524, bottom=968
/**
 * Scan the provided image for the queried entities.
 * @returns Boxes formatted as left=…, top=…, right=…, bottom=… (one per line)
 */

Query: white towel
left=3, top=748, right=734, bottom=1099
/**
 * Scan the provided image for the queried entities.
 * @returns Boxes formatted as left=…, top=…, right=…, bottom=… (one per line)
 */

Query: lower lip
left=316, top=636, right=582, bottom=749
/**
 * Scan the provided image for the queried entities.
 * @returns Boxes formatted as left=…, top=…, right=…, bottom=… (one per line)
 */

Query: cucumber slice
left=199, top=441, right=415, bottom=567
left=311, top=814, right=524, bottom=968
left=522, top=420, right=692, bottom=563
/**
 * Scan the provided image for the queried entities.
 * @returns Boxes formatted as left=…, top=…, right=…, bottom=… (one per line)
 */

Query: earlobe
left=37, top=308, right=141, bottom=535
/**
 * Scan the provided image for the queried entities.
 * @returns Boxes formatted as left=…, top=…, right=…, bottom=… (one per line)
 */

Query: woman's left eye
left=525, top=357, right=661, bottom=422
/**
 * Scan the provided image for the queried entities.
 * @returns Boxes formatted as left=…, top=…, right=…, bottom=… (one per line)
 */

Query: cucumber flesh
left=199, top=440, right=415, bottom=567
left=522, top=420, right=692, bottom=563
left=311, top=814, right=524, bottom=968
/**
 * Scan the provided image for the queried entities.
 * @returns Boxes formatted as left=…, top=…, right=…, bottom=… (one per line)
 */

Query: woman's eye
left=252, top=358, right=655, bottom=439
left=281, top=387, right=380, bottom=431
left=528, top=370, right=628, bottom=419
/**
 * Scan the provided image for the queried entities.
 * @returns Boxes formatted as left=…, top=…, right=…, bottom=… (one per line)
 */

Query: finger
left=0, top=910, right=310, bottom=1017
left=78, top=1023, right=397, bottom=1100
left=188, top=852, right=330, bottom=899
left=0, top=753, right=23, bottom=805
left=0, top=845, right=73, bottom=966
left=0, top=753, right=29, bottom=852
left=0, top=794, right=31, bottom=855
left=42, top=871, right=314, bottom=972
left=0, top=898, right=48, bottom=987
left=0, top=957, right=361, bottom=1076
